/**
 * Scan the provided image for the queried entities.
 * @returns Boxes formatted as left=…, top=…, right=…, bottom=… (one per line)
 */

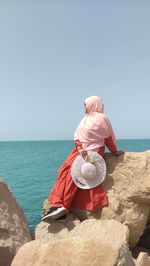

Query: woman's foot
left=42, top=206, right=67, bottom=221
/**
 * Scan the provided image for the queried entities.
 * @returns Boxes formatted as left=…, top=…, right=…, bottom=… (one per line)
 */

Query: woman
left=42, top=96, right=124, bottom=221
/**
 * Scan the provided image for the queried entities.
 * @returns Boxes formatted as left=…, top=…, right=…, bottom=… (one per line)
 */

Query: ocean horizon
left=0, top=139, right=150, bottom=231
left=0, top=137, right=150, bottom=142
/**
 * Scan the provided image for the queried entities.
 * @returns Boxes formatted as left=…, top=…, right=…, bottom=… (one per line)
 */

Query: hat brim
left=71, top=151, right=106, bottom=189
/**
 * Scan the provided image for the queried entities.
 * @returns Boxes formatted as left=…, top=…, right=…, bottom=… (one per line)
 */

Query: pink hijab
left=74, top=96, right=116, bottom=151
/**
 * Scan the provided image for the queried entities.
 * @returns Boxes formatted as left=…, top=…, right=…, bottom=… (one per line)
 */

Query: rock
left=73, top=151, right=150, bottom=246
left=136, top=252, right=150, bottom=266
left=0, top=179, right=31, bottom=266
left=35, top=214, right=81, bottom=244
left=11, top=219, right=135, bottom=266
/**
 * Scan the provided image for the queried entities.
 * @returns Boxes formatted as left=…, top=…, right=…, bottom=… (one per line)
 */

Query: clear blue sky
left=0, top=0, right=150, bottom=141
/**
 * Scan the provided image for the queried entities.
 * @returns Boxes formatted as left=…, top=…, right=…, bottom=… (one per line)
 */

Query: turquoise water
left=0, top=139, right=149, bottom=231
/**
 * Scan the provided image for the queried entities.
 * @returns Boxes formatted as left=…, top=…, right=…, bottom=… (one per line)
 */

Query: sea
left=0, top=139, right=150, bottom=232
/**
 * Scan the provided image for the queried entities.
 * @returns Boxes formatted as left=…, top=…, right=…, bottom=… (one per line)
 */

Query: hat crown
left=81, top=162, right=97, bottom=180
left=71, top=151, right=106, bottom=189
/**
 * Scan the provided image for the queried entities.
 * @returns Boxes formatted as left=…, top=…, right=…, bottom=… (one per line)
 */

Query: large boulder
left=35, top=214, right=81, bottom=244
left=73, top=151, right=150, bottom=246
left=11, top=219, right=135, bottom=266
left=0, top=179, right=31, bottom=266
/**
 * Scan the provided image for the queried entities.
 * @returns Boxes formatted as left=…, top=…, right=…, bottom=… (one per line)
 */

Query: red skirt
left=48, top=147, right=108, bottom=211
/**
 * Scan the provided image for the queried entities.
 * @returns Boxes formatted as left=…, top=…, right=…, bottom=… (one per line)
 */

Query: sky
left=0, top=0, right=150, bottom=141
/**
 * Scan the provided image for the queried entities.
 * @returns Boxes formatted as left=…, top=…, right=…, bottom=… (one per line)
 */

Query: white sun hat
left=71, top=151, right=106, bottom=189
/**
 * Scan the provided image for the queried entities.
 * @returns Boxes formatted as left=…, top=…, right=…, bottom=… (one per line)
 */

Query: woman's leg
left=48, top=164, right=70, bottom=207
left=61, top=169, right=78, bottom=211
left=46, top=148, right=78, bottom=212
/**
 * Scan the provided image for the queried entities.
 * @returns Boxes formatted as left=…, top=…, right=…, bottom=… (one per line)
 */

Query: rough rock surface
left=73, top=151, right=150, bottom=246
left=0, top=179, right=31, bottom=266
left=11, top=219, right=135, bottom=266
left=35, top=214, right=81, bottom=244
left=136, top=252, right=150, bottom=266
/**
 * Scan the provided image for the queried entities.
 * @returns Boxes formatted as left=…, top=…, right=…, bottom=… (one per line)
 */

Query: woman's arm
left=105, top=136, right=124, bottom=155
left=75, top=140, right=88, bottom=159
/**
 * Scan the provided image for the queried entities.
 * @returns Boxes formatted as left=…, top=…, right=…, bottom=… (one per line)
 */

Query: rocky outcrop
left=73, top=151, right=150, bottom=246
left=6, top=150, right=150, bottom=265
left=0, top=179, right=31, bottom=266
left=11, top=219, right=135, bottom=266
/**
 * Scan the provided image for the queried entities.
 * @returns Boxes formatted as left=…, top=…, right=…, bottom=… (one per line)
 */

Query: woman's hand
left=81, top=150, right=88, bottom=160
left=77, top=147, right=88, bottom=159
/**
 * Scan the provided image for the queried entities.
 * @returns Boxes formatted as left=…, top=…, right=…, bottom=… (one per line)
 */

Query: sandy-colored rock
left=11, top=238, right=131, bottom=266
left=12, top=219, right=135, bottom=266
left=35, top=214, right=81, bottom=244
left=0, top=179, right=31, bottom=266
left=136, top=252, right=150, bottom=266
left=70, top=219, right=129, bottom=244
left=73, top=151, right=150, bottom=246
